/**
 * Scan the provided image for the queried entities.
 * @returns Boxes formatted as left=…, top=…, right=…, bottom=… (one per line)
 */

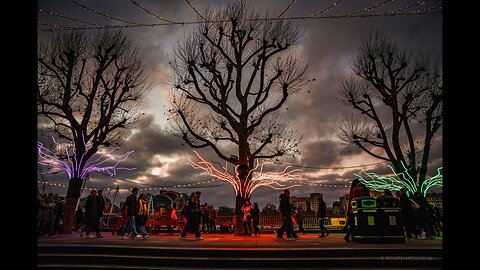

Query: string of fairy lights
left=37, top=158, right=389, bottom=194
left=37, top=0, right=441, bottom=32
left=37, top=157, right=441, bottom=198
left=36, top=176, right=352, bottom=193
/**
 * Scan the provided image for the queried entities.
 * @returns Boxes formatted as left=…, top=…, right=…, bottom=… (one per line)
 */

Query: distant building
left=290, top=193, right=323, bottom=214
left=261, top=203, right=279, bottom=216
left=331, top=200, right=345, bottom=216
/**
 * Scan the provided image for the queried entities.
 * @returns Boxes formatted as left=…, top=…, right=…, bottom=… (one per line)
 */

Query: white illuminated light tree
left=190, top=150, right=303, bottom=200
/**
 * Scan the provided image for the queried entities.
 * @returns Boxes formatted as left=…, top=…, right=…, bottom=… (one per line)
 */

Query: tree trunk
left=62, top=178, right=84, bottom=233
left=233, top=194, right=250, bottom=235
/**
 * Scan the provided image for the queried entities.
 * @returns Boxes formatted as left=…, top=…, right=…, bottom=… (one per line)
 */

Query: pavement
left=38, top=231, right=442, bottom=249
left=38, top=232, right=443, bottom=269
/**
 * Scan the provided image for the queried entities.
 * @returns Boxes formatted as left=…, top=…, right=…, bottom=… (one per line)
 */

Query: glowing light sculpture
left=37, top=134, right=135, bottom=179
left=190, top=150, right=303, bottom=198
left=354, top=161, right=442, bottom=196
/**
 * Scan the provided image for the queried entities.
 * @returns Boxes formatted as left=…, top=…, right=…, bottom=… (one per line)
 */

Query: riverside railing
left=99, top=214, right=347, bottom=232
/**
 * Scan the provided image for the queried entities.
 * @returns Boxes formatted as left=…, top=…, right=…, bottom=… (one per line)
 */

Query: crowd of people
left=37, top=193, right=65, bottom=237
left=38, top=184, right=442, bottom=242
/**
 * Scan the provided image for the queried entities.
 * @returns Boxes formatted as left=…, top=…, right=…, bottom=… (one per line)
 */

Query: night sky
left=37, top=0, right=443, bottom=209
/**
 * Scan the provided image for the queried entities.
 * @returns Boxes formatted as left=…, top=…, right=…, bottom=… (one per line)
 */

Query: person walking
left=83, top=190, right=98, bottom=239
left=180, top=192, right=203, bottom=240
left=202, top=204, right=210, bottom=233
left=119, top=188, right=142, bottom=239
left=95, top=190, right=106, bottom=238
left=398, top=188, right=415, bottom=240
left=251, top=202, right=261, bottom=236
left=136, top=193, right=150, bottom=239
left=37, top=194, right=54, bottom=237
left=317, top=197, right=330, bottom=237
left=275, top=189, right=297, bottom=240
left=295, top=206, right=306, bottom=235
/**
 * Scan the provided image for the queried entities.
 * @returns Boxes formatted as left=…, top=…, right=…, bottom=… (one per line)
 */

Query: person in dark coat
left=317, top=197, right=330, bottom=237
left=52, top=195, right=65, bottom=236
left=412, top=192, right=430, bottom=239
left=399, top=188, right=415, bottom=239
left=180, top=192, right=203, bottom=240
left=251, top=202, right=260, bottom=236
left=95, top=189, right=106, bottom=238
left=119, top=188, right=141, bottom=239
left=294, top=206, right=306, bottom=235
left=83, top=190, right=98, bottom=239
left=275, top=189, right=297, bottom=240
left=344, top=179, right=363, bottom=242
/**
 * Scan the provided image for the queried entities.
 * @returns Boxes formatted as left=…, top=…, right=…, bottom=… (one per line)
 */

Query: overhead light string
left=38, top=0, right=442, bottom=32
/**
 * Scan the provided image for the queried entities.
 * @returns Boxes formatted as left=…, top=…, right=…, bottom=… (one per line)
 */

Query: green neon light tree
left=354, top=161, right=442, bottom=197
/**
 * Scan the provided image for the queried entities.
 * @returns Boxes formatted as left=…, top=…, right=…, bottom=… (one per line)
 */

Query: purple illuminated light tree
left=37, top=134, right=135, bottom=233
left=38, top=135, right=135, bottom=179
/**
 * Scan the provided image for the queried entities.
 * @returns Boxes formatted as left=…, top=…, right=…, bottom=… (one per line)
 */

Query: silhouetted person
left=37, top=194, right=54, bottom=237
left=360, top=183, right=371, bottom=197
left=119, top=188, right=141, bottom=239
left=412, top=192, right=430, bottom=239
left=52, top=195, right=65, bottom=235
left=317, top=197, right=330, bottom=237
left=251, top=202, right=260, bottom=236
left=84, top=190, right=98, bottom=239
left=208, top=205, right=217, bottom=233
left=276, top=189, right=297, bottom=240
left=46, top=194, right=59, bottom=237
left=344, top=179, right=363, bottom=242
left=399, top=188, right=415, bottom=239
left=431, top=203, right=442, bottom=237
left=202, top=204, right=210, bottom=233
left=295, top=206, right=306, bottom=235
left=180, top=192, right=203, bottom=240
left=95, top=189, right=106, bottom=238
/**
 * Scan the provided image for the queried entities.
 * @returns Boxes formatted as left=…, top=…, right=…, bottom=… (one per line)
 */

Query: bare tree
left=338, top=32, right=442, bottom=196
left=37, top=30, right=150, bottom=233
left=168, top=3, right=308, bottom=217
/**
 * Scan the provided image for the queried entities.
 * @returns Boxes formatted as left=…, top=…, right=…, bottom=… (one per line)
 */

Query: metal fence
left=99, top=214, right=347, bottom=232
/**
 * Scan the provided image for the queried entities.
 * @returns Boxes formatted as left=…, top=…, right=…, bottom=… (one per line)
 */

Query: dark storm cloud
left=300, top=139, right=344, bottom=166
left=123, top=115, right=187, bottom=156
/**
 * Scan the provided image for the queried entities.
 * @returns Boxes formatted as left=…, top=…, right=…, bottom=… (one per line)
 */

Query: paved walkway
left=38, top=232, right=442, bottom=250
